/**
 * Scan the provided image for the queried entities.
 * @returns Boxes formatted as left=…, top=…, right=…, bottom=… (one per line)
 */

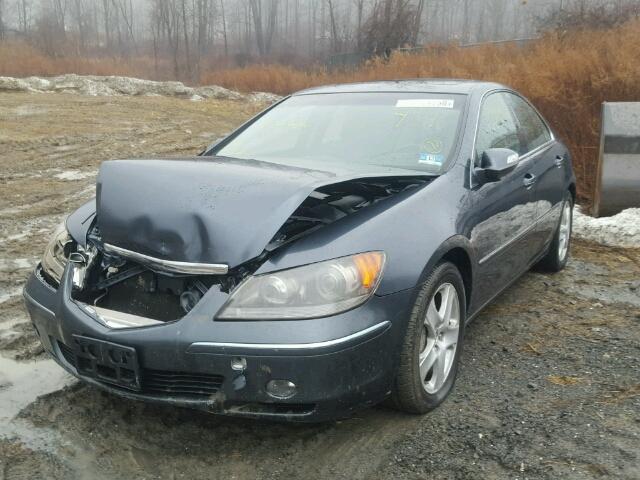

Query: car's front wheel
left=391, top=262, right=466, bottom=414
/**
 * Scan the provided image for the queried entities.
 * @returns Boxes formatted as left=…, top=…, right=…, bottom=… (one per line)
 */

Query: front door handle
left=555, top=155, right=565, bottom=168
left=523, top=173, right=537, bottom=189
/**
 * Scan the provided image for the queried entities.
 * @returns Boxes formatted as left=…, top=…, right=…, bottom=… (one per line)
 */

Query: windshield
left=213, top=92, right=467, bottom=174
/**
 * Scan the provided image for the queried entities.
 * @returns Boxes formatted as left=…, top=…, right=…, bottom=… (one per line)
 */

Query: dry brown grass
left=0, top=42, right=172, bottom=79
left=2, top=21, right=640, bottom=202
left=203, top=21, right=640, bottom=203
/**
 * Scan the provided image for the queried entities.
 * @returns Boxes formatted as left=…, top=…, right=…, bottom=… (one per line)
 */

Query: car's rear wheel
left=391, top=262, right=466, bottom=414
left=537, top=193, right=573, bottom=272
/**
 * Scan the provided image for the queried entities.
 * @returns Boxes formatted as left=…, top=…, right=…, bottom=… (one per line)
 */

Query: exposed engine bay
left=66, top=226, right=246, bottom=323
left=59, top=176, right=430, bottom=323
left=267, top=177, right=430, bottom=250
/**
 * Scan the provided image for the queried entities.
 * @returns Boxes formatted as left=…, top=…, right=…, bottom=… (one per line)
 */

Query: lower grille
left=143, top=371, right=224, bottom=397
left=57, top=341, right=224, bottom=399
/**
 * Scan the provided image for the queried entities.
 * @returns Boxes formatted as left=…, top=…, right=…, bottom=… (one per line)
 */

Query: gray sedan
left=24, top=80, right=575, bottom=421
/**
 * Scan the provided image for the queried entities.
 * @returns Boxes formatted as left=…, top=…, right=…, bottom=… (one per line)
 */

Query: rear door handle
left=523, top=173, right=537, bottom=188
left=555, top=155, right=565, bottom=168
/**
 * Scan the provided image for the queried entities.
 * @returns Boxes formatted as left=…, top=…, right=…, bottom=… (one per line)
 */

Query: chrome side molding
left=103, top=243, right=229, bottom=275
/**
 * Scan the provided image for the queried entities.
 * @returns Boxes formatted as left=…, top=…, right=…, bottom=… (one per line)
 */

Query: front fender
left=414, top=234, right=476, bottom=285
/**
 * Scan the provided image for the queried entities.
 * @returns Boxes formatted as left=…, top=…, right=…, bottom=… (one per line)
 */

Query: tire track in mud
left=19, top=385, right=418, bottom=480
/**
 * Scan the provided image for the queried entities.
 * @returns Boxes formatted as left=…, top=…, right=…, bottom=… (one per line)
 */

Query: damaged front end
left=45, top=160, right=431, bottom=328
left=61, top=225, right=260, bottom=327
left=30, top=161, right=433, bottom=421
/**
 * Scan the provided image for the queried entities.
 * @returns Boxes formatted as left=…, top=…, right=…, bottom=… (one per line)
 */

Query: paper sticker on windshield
left=396, top=99, right=454, bottom=109
left=419, top=153, right=445, bottom=166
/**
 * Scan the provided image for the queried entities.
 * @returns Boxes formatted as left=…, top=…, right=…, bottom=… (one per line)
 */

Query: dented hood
left=96, top=157, right=427, bottom=268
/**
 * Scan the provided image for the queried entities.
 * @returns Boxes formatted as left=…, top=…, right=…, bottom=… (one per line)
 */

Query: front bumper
left=23, top=264, right=414, bottom=422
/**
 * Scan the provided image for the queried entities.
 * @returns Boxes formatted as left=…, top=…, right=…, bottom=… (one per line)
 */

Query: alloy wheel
left=418, top=283, right=460, bottom=394
left=558, top=201, right=572, bottom=261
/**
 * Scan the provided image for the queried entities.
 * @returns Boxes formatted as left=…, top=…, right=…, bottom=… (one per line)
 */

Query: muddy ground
left=0, top=91, right=638, bottom=480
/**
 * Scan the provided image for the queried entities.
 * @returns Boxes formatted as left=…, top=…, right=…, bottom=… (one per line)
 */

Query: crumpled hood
left=97, top=157, right=338, bottom=268
left=96, top=157, right=430, bottom=268
left=96, top=156, right=428, bottom=269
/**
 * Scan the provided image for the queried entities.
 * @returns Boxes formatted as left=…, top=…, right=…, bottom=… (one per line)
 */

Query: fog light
left=266, top=379, right=297, bottom=399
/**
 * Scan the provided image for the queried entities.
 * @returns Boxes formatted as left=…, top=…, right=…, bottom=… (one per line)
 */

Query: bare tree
left=151, top=0, right=182, bottom=77
left=196, top=0, right=209, bottom=56
left=411, top=0, right=424, bottom=45
left=361, top=0, right=416, bottom=55
left=461, top=0, right=470, bottom=43
left=0, top=0, right=5, bottom=40
left=220, top=0, right=228, bottom=56
left=113, top=0, right=136, bottom=54
left=53, top=0, right=68, bottom=38
left=17, top=0, right=33, bottom=33
left=249, top=0, right=279, bottom=56
left=327, top=0, right=339, bottom=52
left=180, top=0, right=190, bottom=75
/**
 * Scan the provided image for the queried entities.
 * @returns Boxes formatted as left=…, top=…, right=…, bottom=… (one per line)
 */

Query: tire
left=536, top=193, right=573, bottom=272
left=391, top=262, right=466, bottom=414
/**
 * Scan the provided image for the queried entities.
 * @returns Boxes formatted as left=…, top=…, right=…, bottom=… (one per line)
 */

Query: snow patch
left=573, top=207, right=640, bottom=248
left=0, top=74, right=281, bottom=104
left=12, top=105, right=47, bottom=116
left=54, top=170, right=97, bottom=181
left=0, top=232, right=30, bottom=245
left=247, top=91, right=282, bottom=104
left=0, top=258, right=36, bottom=272
left=0, top=287, right=23, bottom=305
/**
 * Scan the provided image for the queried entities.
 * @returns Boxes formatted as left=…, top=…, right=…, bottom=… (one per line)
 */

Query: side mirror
left=477, top=148, right=520, bottom=182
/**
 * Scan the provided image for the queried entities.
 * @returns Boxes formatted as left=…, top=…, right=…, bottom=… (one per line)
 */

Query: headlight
left=41, top=221, right=73, bottom=284
left=217, top=252, right=386, bottom=320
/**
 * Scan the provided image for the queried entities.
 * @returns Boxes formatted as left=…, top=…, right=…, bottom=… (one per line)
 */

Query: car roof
left=293, top=79, right=507, bottom=96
